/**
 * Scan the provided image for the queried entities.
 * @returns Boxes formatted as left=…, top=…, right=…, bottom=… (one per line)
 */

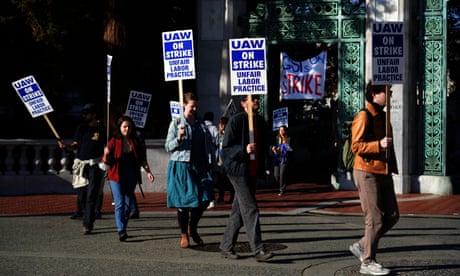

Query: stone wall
left=0, top=139, right=168, bottom=195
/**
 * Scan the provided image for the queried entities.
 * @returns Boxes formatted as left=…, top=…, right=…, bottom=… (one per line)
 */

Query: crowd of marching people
left=60, top=82, right=397, bottom=274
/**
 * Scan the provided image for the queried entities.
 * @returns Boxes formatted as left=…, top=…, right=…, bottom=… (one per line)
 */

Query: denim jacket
left=164, top=115, right=215, bottom=165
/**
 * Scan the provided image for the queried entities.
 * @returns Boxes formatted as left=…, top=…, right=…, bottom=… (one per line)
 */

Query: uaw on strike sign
left=12, top=75, right=54, bottom=118
left=229, top=38, right=267, bottom=96
left=372, top=22, right=404, bottom=84
left=162, top=29, right=195, bottom=81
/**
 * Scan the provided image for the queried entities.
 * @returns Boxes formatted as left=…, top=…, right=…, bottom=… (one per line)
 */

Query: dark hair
left=365, top=81, right=387, bottom=103
left=115, top=115, right=138, bottom=139
left=219, top=116, right=229, bottom=125
left=204, top=111, right=214, bottom=121
left=82, top=103, right=97, bottom=114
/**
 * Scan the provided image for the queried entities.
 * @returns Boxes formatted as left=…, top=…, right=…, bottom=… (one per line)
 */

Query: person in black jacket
left=219, top=94, right=273, bottom=262
left=58, top=103, right=106, bottom=235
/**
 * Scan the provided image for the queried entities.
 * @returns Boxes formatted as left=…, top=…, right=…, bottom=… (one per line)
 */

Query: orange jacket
left=351, top=103, right=398, bottom=175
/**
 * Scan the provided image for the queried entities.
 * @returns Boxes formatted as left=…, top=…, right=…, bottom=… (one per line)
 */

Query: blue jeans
left=109, top=167, right=137, bottom=232
left=220, top=175, right=263, bottom=254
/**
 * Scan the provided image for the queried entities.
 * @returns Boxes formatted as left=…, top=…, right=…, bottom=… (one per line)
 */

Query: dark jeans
left=220, top=175, right=263, bottom=253
left=273, top=163, right=288, bottom=193
left=95, top=172, right=107, bottom=213
left=75, top=186, right=85, bottom=214
left=82, top=164, right=104, bottom=230
left=215, top=166, right=234, bottom=202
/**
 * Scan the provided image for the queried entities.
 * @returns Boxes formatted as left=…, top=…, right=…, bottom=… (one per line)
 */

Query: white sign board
left=11, top=75, right=54, bottom=118
left=107, top=55, right=112, bottom=103
left=229, top=37, right=267, bottom=96
left=162, top=29, right=195, bottom=81
left=169, top=101, right=181, bottom=120
left=279, top=51, right=327, bottom=100
left=372, top=22, right=404, bottom=84
left=125, top=90, right=152, bottom=128
left=272, top=107, right=288, bottom=131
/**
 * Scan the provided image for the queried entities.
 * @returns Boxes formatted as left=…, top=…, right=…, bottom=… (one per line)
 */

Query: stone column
left=366, top=0, right=410, bottom=194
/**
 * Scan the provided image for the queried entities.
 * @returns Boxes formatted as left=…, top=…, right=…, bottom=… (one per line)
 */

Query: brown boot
left=180, top=234, right=189, bottom=248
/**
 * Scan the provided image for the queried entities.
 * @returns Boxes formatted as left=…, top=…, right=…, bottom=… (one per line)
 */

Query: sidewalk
left=1, top=182, right=459, bottom=275
left=1, top=182, right=459, bottom=216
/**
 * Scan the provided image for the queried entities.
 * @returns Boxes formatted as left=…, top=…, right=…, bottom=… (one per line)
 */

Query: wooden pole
left=178, top=80, right=184, bottom=113
left=385, top=85, right=391, bottom=136
left=385, top=85, right=391, bottom=164
left=43, top=114, right=61, bottom=140
left=247, top=94, right=255, bottom=160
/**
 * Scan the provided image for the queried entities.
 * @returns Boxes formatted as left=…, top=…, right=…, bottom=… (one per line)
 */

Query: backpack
left=342, top=109, right=371, bottom=171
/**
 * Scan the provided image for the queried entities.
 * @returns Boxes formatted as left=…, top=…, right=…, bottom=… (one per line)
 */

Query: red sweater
left=104, top=137, right=149, bottom=183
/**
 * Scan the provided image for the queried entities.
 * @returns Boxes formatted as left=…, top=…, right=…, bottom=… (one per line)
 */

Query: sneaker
left=254, top=250, right=274, bottom=262
left=129, top=212, right=140, bottom=219
left=207, top=200, right=216, bottom=209
left=118, top=230, right=128, bottom=242
left=359, top=261, right=390, bottom=275
left=95, top=211, right=102, bottom=219
left=220, top=249, right=240, bottom=260
left=349, top=242, right=364, bottom=262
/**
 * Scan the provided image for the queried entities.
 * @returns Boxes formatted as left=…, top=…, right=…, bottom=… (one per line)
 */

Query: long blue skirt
left=166, top=160, right=212, bottom=208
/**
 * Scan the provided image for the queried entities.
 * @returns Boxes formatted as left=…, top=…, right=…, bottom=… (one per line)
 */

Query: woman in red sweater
left=102, top=115, right=154, bottom=241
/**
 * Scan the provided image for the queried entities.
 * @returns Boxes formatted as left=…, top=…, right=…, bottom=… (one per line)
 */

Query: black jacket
left=222, top=111, right=270, bottom=177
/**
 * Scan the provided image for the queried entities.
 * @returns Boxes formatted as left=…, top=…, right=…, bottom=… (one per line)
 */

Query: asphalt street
left=0, top=210, right=459, bottom=275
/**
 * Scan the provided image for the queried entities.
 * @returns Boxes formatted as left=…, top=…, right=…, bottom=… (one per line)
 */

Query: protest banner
left=229, top=37, right=267, bottom=97
left=372, top=22, right=404, bottom=85
left=229, top=37, right=267, bottom=159
left=11, top=75, right=60, bottom=139
left=162, top=29, right=196, bottom=111
left=125, top=90, right=152, bottom=128
left=169, top=101, right=181, bottom=121
left=279, top=51, right=327, bottom=100
left=273, top=107, right=288, bottom=131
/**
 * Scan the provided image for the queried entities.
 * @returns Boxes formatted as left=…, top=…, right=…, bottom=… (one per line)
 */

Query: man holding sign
left=58, top=104, right=106, bottom=235
left=219, top=94, right=273, bottom=262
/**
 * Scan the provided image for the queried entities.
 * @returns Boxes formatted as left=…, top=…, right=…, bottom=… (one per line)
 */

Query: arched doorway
left=246, top=0, right=366, bottom=182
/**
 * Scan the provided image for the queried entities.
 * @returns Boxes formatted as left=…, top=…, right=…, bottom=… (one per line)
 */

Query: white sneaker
left=349, top=242, right=364, bottom=262
left=359, top=261, right=390, bottom=275
left=207, top=200, right=216, bottom=209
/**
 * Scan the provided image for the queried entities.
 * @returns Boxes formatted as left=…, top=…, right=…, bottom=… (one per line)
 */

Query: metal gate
left=245, top=0, right=448, bottom=177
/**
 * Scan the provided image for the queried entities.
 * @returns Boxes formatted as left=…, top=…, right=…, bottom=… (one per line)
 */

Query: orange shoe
left=180, top=234, right=189, bottom=248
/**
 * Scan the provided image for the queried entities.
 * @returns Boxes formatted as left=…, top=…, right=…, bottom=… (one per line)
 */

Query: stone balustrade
left=0, top=139, right=168, bottom=195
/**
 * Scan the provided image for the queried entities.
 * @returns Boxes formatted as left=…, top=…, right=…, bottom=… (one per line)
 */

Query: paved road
left=0, top=210, right=459, bottom=275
